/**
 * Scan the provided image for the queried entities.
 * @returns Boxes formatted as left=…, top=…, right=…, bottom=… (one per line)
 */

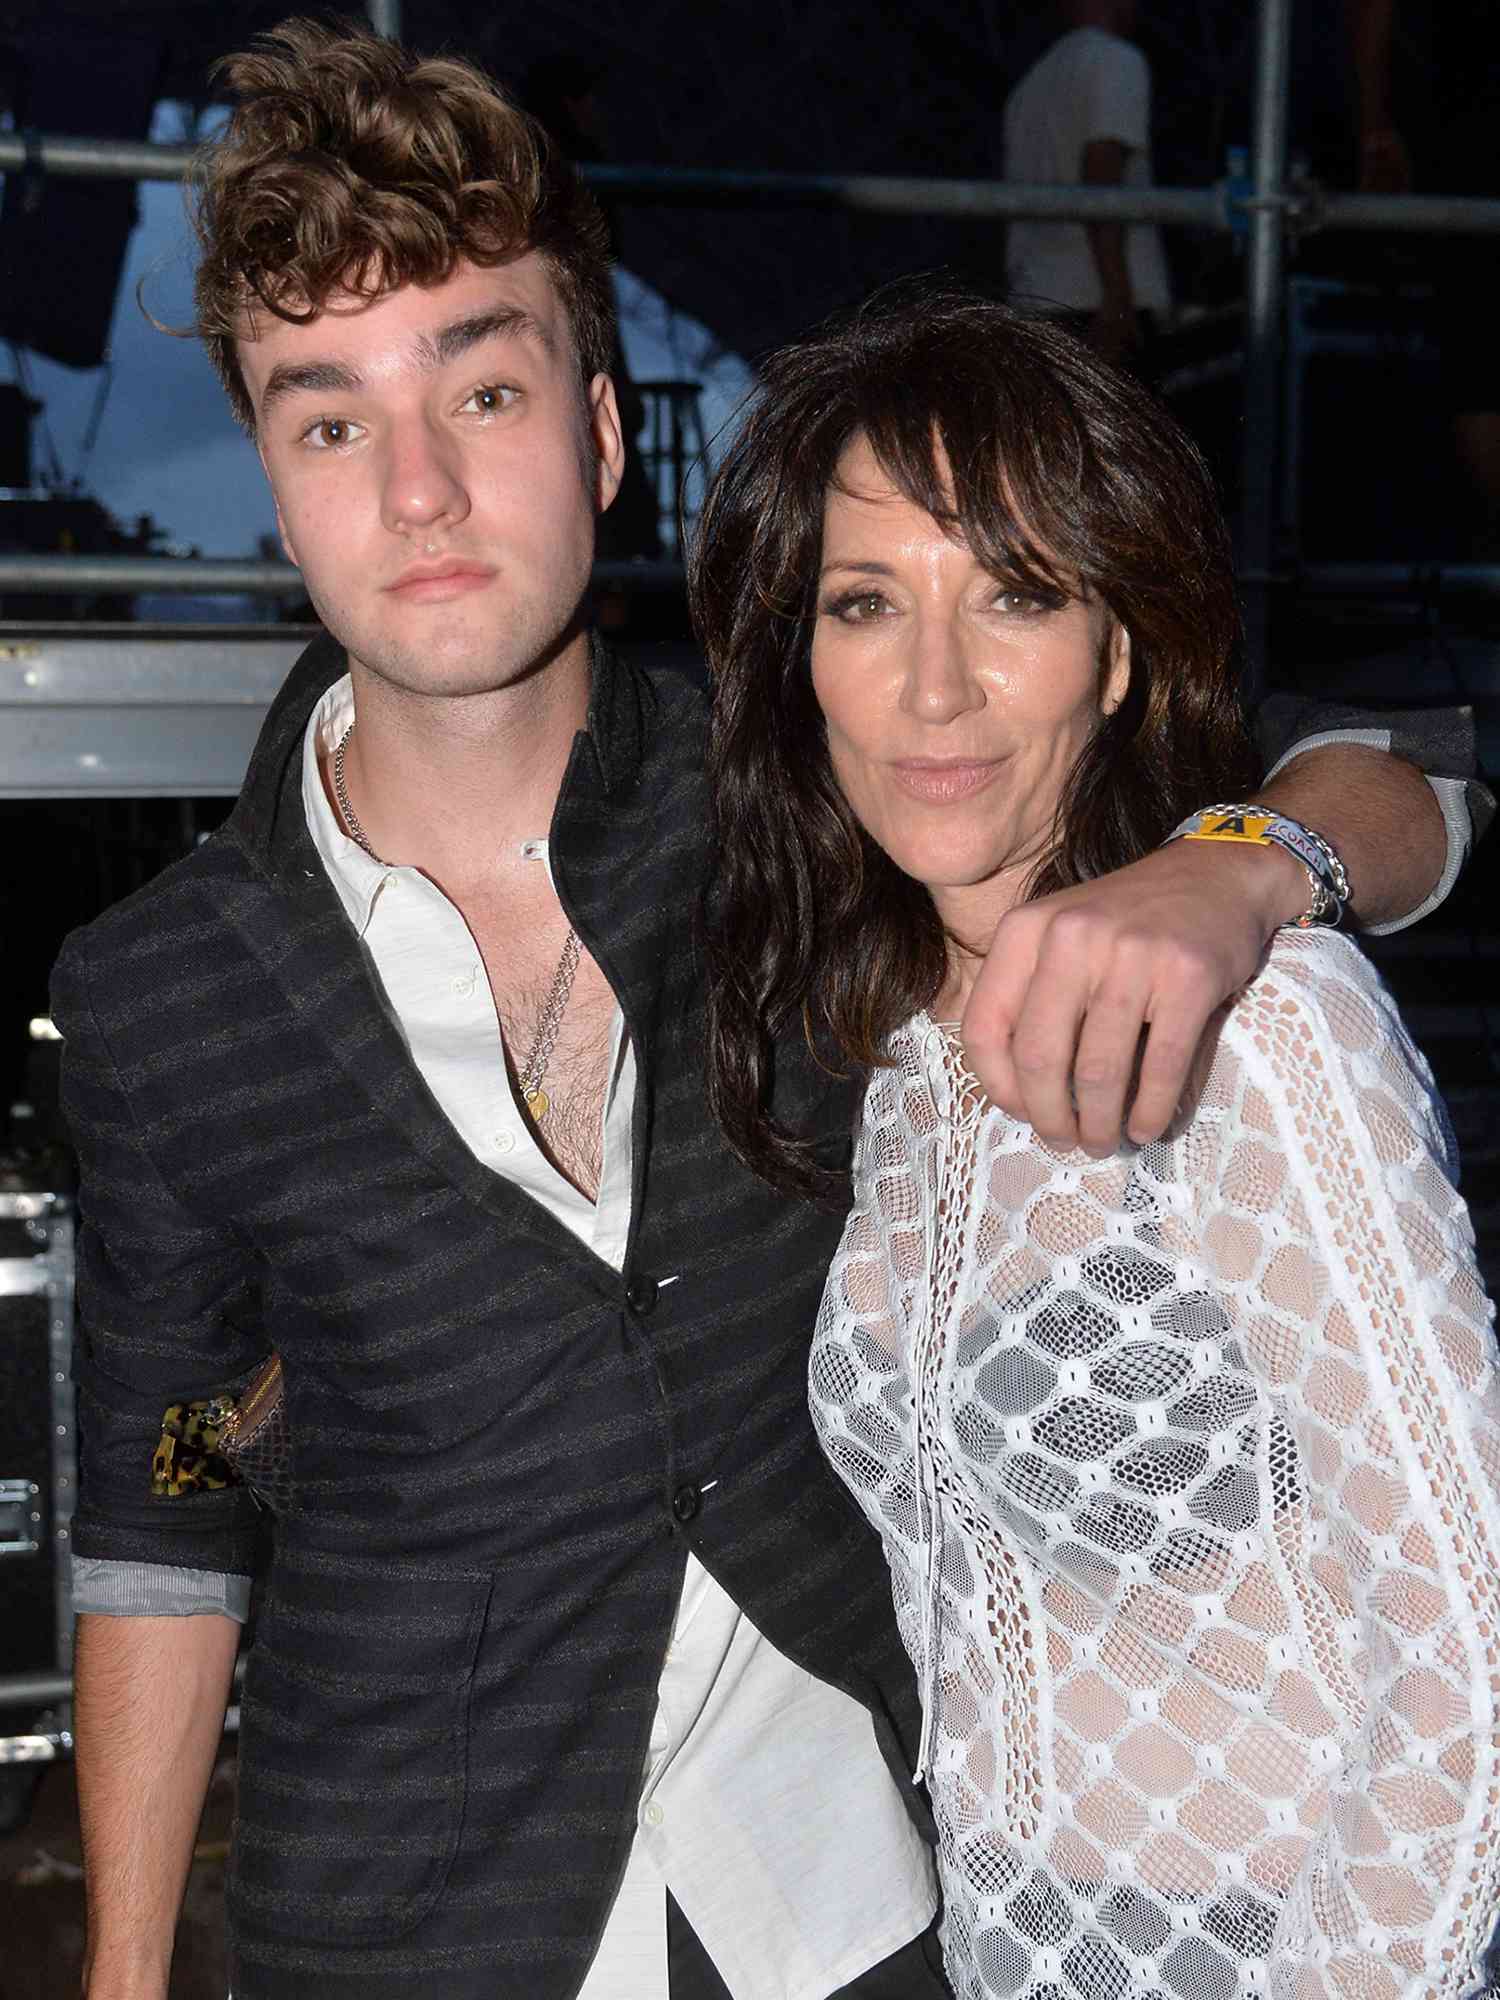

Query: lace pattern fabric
left=811, top=929, right=1500, bottom=2000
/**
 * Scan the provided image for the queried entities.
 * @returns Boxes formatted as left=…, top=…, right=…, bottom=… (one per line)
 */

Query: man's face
left=240, top=254, right=622, bottom=699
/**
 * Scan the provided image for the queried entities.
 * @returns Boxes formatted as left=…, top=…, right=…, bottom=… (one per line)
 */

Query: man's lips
left=889, top=758, right=1005, bottom=803
left=384, top=561, right=496, bottom=602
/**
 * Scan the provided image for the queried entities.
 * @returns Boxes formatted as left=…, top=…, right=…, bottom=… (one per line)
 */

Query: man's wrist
left=82, top=1950, right=172, bottom=2000
left=1164, top=803, right=1349, bottom=929
left=1166, top=825, right=1308, bottom=935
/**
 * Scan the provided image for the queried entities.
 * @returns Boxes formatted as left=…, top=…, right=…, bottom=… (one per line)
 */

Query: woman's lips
left=889, top=759, right=1004, bottom=803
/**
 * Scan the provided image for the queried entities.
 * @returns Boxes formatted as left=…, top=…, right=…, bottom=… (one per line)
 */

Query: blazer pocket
left=230, top=1560, right=493, bottom=1945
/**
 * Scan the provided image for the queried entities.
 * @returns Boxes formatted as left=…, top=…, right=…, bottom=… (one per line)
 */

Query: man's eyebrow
left=258, top=358, right=365, bottom=418
left=420, top=306, right=555, bottom=368
left=254, top=307, right=552, bottom=420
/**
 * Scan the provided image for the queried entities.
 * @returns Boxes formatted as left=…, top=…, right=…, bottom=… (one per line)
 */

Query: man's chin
left=337, top=628, right=585, bottom=703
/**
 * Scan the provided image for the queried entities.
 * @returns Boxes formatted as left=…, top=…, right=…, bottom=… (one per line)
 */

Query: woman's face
left=810, top=436, right=1130, bottom=943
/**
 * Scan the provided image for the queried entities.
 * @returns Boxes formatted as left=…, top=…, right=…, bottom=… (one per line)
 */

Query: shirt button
left=643, top=1801, right=664, bottom=1827
left=492, top=1131, right=516, bottom=1155
left=671, top=1483, right=701, bottom=1524
left=625, top=1274, right=659, bottom=1315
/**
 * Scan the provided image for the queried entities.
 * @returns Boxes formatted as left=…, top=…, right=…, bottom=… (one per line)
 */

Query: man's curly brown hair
left=193, top=16, right=616, bottom=431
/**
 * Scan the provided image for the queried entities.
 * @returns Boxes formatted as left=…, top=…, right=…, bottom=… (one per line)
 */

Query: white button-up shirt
left=301, top=679, right=936, bottom=1999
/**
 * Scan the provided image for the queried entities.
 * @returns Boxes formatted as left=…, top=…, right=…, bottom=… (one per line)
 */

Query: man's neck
left=330, top=635, right=592, bottom=893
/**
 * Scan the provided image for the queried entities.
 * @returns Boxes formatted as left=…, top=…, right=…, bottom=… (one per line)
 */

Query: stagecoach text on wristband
left=1164, top=804, right=1351, bottom=929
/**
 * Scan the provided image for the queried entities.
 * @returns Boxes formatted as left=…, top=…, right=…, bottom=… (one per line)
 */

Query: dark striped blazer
left=53, top=633, right=928, bottom=2000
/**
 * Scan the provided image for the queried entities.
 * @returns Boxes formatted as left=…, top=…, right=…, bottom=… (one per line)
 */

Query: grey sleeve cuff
left=1264, top=728, right=1470, bottom=935
left=70, top=1556, right=252, bottom=1624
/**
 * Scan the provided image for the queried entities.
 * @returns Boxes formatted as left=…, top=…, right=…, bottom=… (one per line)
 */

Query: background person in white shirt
left=1003, top=0, right=1172, bottom=365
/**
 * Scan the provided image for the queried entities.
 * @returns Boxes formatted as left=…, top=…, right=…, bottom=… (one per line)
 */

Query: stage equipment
left=0, top=1172, right=75, bottom=1816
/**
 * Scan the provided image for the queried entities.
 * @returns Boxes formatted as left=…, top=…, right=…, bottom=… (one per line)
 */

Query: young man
left=57, top=19, right=1481, bottom=2000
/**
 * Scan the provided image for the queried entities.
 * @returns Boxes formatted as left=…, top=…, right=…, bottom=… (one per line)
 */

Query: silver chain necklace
left=332, top=722, right=580, bottom=1121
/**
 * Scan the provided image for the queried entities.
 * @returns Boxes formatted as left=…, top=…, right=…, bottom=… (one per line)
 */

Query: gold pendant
left=526, top=1087, right=550, bottom=1119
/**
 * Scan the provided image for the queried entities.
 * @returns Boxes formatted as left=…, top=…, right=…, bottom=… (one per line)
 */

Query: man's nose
left=380, top=420, right=471, bottom=537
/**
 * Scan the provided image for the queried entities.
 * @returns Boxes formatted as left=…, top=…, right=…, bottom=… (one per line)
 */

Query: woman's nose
left=899, top=621, right=986, bottom=724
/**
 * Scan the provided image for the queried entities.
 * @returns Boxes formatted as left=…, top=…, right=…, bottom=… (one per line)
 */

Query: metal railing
left=4, top=121, right=1500, bottom=231
left=0, top=554, right=685, bottom=595
left=2, top=123, right=1498, bottom=233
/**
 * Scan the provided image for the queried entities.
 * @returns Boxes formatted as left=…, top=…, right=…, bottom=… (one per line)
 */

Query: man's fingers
left=960, top=910, right=1043, bottom=1117
left=1122, top=1020, right=1198, bottom=1145
left=1003, top=912, right=1100, bottom=1145
left=1125, top=961, right=1226, bottom=1144
left=963, top=877, right=1254, bottom=1154
left=1009, top=1004, right=1083, bottom=1148
left=1070, top=973, right=1153, bottom=1156
left=967, top=1023, right=1022, bottom=1129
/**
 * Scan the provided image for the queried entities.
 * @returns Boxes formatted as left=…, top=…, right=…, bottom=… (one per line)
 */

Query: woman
left=692, top=286, right=1500, bottom=1999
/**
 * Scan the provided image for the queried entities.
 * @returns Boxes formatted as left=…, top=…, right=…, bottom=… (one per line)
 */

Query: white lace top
left=811, top=928, right=1500, bottom=2000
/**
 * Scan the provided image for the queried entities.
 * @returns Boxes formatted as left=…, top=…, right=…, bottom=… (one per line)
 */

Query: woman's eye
left=830, top=591, right=890, bottom=622
left=461, top=384, right=518, bottom=416
left=302, top=417, right=364, bottom=451
left=995, top=590, right=1042, bottom=615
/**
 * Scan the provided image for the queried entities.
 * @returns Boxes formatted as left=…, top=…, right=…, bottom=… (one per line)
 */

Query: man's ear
left=1102, top=620, right=1131, bottom=716
left=588, top=373, right=625, bottom=514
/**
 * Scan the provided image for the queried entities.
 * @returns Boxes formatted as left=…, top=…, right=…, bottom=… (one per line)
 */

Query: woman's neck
left=930, top=874, right=1028, bottom=1019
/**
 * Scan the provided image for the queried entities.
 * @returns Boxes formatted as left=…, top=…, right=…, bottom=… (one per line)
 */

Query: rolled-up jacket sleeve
left=1257, top=696, right=1494, bottom=933
left=71, top=1556, right=252, bottom=1621
left=52, top=934, right=267, bottom=1580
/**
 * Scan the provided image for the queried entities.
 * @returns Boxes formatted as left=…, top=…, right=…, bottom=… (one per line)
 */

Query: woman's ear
left=1102, top=621, right=1132, bottom=717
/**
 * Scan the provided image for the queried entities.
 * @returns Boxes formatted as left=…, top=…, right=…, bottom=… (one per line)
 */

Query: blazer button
left=671, top=1483, right=701, bottom=1524
left=625, top=1273, right=659, bottom=1315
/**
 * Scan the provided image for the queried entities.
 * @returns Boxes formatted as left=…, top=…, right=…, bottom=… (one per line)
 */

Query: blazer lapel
left=549, top=647, right=706, bottom=1242
left=214, top=632, right=620, bottom=1271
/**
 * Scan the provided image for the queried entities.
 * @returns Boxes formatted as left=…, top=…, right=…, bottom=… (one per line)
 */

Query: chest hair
left=484, top=939, right=616, bottom=1201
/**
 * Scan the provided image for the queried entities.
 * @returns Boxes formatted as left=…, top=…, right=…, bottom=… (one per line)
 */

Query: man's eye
left=461, top=384, right=518, bottom=416
left=301, top=417, right=364, bottom=451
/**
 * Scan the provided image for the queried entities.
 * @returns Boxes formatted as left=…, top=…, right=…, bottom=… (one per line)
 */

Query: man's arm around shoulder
left=76, top=1610, right=239, bottom=2000
left=960, top=729, right=1481, bottom=1152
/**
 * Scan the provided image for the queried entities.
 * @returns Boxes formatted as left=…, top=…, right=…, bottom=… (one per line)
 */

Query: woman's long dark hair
left=691, top=281, right=1258, bottom=1198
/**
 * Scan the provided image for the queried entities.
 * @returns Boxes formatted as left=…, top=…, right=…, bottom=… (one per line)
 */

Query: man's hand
left=960, top=835, right=1306, bottom=1155
left=961, top=740, right=1450, bottom=1153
